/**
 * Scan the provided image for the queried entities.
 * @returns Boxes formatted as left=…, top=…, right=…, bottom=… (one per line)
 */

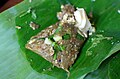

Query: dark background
left=0, top=0, right=8, bottom=8
left=0, top=0, right=22, bottom=12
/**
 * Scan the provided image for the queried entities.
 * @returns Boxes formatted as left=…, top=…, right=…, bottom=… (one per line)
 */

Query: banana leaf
left=108, top=51, right=120, bottom=79
left=84, top=51, right=120, bottom=79
left=0, top=0, right=120, bottom=79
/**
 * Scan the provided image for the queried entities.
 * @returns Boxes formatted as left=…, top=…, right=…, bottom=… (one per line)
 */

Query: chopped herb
left=19, top=7, right=31, bottom=17
left=53, top=42, right=65, bottom=52
left=62, top=34, right=71, bottom=40
left=27, top=7, right=32, bottom=13
left=52, top=44, right=65, bottom=60
left=76, top=33, right=84, bottom=40
left=47, top=26, right=63, bottom=42
left=52, top=42, right=56, bottom=46
left=54, top=43, right=61, bottom=52
left=60, top=45, right=66, bottom=51
left=48, top=35, right=55, bottom=42
left=32, top=10, right=37, bottom=20
left=48, top=35, right=54, bottom=39
left=54, top=26, right=62, bottom=34
left=53, top=53, right=57, bottom=60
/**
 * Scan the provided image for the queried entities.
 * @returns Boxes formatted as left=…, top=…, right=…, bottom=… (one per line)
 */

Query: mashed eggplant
left=26, top=4, right=94, bottom=71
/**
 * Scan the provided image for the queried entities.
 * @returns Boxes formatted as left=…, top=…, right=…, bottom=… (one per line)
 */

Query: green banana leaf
left=108, top=51, right=120, bottom=79
left=84, top=51, right=120, bottom=79
left=0, top=0, right=120, bottom=79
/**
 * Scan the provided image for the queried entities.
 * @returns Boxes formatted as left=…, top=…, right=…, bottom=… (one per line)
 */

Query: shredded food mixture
left=26, top=4, right=95, bottom=71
